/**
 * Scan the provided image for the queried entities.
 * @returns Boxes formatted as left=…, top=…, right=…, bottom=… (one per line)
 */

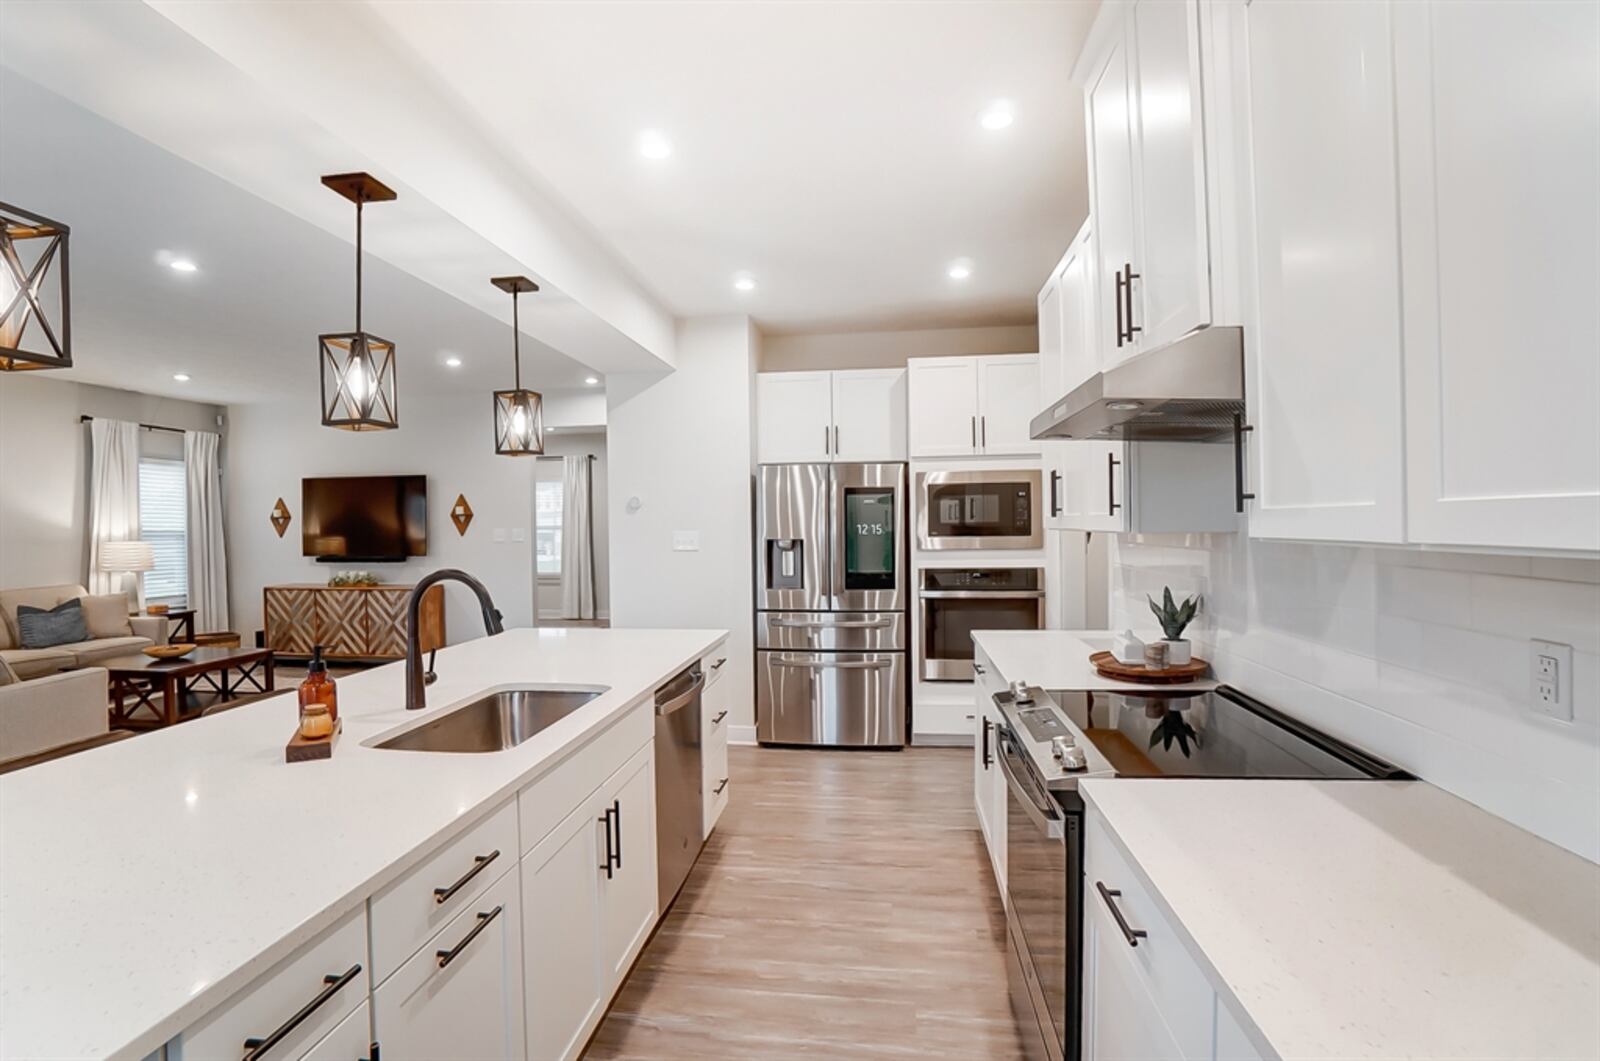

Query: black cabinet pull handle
left=1232, top=413, right=1255, bottom=514
left=1050, top=470, right=1062, bottom=517
left=710, top=657, right=727, bottom=672
left=435, top=905, right=503, bottom=968
left=712, top=710, right=728, bottom=725
left=981, top=717, right=992, bottom=768
left=433, top=850, right=500, bottom=905
left=713, top=778, right=730, bottom=795
left=970, top=415, right=977, bottom=448
left=241, top=963, right=361, bottom=1060
left=1114, top=268, right=1127, bottom=347
left=1124, top=264, right=1142, bottom=340
left=973, top=662, right=986, bottom=675
left=823, top=425, right=830, bottom=456
left=981, top=416, right=987, bottom=449
left=1107, top=451, right=1122, bottom=514
left=599, top=806, right=615, bottom=879
left=610, top=798, right=623, bottom=871
left=1095, top=882, right=1148, bottom=948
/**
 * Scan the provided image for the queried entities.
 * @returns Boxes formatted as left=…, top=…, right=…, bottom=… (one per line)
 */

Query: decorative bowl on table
left=145, top=603, right=170, bottom=616
left=143, top=643, right=197, bottom=660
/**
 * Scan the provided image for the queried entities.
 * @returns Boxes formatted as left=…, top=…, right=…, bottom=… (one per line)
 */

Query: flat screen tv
left=302, top=475, right=428, bottom=562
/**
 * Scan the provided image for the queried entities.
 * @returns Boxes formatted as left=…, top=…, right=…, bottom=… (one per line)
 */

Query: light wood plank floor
left=586, top=744, right=1024, bottom=1060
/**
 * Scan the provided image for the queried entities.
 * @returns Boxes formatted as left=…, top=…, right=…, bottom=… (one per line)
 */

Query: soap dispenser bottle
left=298, top=645, right=339, bottom=736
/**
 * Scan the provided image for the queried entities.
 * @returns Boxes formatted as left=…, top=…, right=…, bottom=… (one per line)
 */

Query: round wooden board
left=1090, top=650, right=1209, bottom=684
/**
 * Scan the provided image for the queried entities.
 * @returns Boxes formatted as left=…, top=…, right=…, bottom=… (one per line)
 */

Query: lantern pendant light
left=0, top=200, right=71, bottom=372
left=319, top=172, right=399, bottom=430
left=491, top=275, right=544, bottom=456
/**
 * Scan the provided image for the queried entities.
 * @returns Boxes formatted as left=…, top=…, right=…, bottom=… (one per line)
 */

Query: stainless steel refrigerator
left=754, top=462, right=908, bottom=748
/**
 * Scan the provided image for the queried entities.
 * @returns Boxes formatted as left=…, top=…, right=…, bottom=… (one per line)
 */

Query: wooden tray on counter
left=1090, top=651, right=1210, bottom=685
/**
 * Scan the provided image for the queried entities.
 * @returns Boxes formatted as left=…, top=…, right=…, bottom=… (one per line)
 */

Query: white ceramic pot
left=1165, top=639, right=1192, bottom=665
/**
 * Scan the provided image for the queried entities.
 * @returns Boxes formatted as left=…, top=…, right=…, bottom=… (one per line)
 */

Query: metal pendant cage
left=0, top=201, right=71, bottom=372
left=319, top=331, right=398, bottom=431
left=493, top=387, right=544, bottom=456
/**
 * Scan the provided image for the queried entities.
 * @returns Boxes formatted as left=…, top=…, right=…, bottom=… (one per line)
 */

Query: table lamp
left=99, top=540, right=155, bottom=614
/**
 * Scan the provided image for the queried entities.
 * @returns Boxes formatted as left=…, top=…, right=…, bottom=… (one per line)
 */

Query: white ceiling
left=373, top=1, right=1097, bottom=333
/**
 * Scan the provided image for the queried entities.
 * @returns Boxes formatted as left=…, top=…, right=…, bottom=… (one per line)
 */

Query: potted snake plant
left=1147, top=587, right=1200, bottom=665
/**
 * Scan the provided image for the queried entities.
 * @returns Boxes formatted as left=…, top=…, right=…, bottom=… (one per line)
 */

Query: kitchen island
left=0, top=625, right=728, bottom=1061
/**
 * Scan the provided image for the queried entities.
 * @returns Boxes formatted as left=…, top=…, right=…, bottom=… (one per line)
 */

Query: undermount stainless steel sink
left=373, top=686, right=608, bottom=753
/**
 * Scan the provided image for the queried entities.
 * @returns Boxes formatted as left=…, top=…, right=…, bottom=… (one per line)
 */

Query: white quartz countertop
left=0, top=625, right=726, bottom=1061
left=973, top=629, right=1217, bottom=692
left=1080, top=778, right=1600, bottom=1060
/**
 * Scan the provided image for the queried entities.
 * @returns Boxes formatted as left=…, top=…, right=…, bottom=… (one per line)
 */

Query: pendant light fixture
left=0, top=200, right=71, bottom=372
left=491, top=275, right=543, bottom=456
left=319, top=172, right=399, bottom=430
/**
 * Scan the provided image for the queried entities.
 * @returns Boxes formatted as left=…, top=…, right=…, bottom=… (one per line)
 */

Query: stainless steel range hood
left=1030, top=325, right=1244, bottom=442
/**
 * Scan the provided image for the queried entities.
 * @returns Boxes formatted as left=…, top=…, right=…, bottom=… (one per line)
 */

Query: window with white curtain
left=138, top=458, right=188, bottom=603
left=535, top=477, right=563, bottom=576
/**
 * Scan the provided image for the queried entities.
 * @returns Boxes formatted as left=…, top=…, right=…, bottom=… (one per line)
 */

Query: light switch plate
left=673, top=531, right=700, bottom=552
left=1530, top=639, right=1573, bottom=721
left=492, top=528, right=507, bottom=543
left=511, top=528, right=527, bottom=543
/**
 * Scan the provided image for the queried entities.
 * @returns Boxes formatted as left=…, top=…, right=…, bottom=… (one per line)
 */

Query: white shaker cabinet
left=907, top=355, right=1040, bottom=458
left=1238, top=0, right=1407, bottom=543
left=1039, top=223, right=1098, bottom=531
left=1130, top=0, right=1212, bottom=351
left=1088, top=28, right=1142, bottom=369
left=971, top=648, right=1007, bottom=894
left=755, top=371, right=833, bottom=463
left=831, top=368, right=908, bottom=461
left=373, top=867, right=525, bottom=1061
left=1394, top=0, right=1600, bottom=552
left=520, top=799, right=606, bottom=1061
left=598, top=743, right=659, bottom=984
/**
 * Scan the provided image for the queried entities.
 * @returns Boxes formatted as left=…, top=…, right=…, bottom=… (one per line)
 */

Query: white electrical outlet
left=1530, top=639, right=1573, bottom=721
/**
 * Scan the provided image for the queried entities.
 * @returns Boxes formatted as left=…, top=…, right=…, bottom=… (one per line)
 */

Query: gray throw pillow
left=17, top=598, right=89, bottom=649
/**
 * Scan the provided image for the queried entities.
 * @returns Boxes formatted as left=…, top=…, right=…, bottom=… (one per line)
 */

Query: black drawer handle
left=710, top=656, right=727, bottom=672
left=599, top=804, right=615, bottom=879
left=241, top=963, right=361, bottom=1060
left=712, top=710, right=728, bottom=725
left=433, top=850, right=500, bottom=905
left=610, top=798, right=623, bottom=871
left=713, top=778, right=730, bottom=795
left=435, top=905, right=503, bottom=968
left=1096, top=881, right=1148, bottom=947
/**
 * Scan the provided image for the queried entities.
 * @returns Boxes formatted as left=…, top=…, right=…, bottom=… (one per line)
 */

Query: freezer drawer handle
left=240, top=964, right=361, bottom=1060
left=435, top=906, right=503, bottom=969
left=769, top=616, right=892, bottom=629
left=433, top=850, right=500, bottom=904
left=1095, top=881, right=1148, bottom=948
left=771, top=656, right=891, bottom=670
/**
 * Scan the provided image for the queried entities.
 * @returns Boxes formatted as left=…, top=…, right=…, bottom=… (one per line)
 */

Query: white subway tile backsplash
left=1110, top=534, right=1600, bottom=863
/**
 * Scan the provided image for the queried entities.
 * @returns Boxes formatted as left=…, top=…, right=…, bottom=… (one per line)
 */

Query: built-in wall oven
left=917, top=469, right=1043, bottom=550
left=919, top=567, right=1045, bottom=681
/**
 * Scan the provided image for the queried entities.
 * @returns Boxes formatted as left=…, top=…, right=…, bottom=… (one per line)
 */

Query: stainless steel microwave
left=916, top=469, right=1043, bottom=550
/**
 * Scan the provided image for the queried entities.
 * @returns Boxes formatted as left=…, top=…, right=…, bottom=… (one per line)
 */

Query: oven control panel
left=995, top=685, right=1109, bottom=788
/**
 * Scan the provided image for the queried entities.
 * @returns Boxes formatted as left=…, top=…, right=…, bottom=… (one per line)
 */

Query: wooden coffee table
left=104, top=646, right=276, bottom=729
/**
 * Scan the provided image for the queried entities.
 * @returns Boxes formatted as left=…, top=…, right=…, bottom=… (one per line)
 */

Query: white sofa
left=0, top=584, right=168, bottom=679
left=0, top=666, right=112, bottom=765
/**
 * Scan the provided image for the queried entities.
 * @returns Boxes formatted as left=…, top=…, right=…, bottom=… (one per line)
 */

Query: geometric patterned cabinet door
left=366, top=585, right=445, bottom=657
left=314, top=589, right=369, bottom=658
left=263, top=586, right=318, bottom=656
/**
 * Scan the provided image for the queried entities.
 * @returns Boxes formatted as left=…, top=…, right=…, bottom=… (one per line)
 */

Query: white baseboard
left=912, top=733, right=975, bottom=748
left=729, top=724, right=759, bottom=746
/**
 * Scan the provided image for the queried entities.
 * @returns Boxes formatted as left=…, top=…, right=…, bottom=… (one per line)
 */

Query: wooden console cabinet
left=263, top=584, right=445, bottom=661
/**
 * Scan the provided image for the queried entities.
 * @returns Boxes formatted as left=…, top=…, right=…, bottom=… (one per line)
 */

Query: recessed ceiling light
left=732, top=273, right=757, bottom=293
left=584, top=376, right=599, bottom=386
left=445, top=356, right=462, bottom=368
left=173, top=373, right=191, bottom=382
left=947, top=259, right=973, bottom=280
left=980, top=100, right=1015, bottom=131
left=1106, top=400, right=1143, bottom=411
left=169, top=259, right=198, bottom=273
left=638, top=130, right=672, bottom=160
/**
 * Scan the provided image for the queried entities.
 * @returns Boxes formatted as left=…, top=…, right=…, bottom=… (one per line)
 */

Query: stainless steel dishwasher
left=654, top=662, right=705, bottom=909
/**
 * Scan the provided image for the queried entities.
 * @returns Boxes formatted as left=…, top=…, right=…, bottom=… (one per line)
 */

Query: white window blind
left=536, top=477, right=563, bottom=576
left=138, top=458, right=188, bottom=603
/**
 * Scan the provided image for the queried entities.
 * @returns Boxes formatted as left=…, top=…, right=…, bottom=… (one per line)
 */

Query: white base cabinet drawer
left=703, top=723, right=730, bottom=838
left=369, top=798, right=518, bottom=984
left=373, top=865, right=525, bottom=1060
left=300, top=1001, right=372, bottom=1061
left=179, top=906, right=367, bottom=1061
left=912, top=698, right=975, bottom=740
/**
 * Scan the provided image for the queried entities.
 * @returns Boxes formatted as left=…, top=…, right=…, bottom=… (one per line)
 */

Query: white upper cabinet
left=1130, top=0, right=1213, bottom=350
left=1239, top=0, right=1407, bottom=544
left=908, top=355, right=1040, bottom=458
left=1087, top=29, right=1144, bottom=368
left=756, top=369, right=907, bottom=463
left=1394, top=0, right=1600, bottom=552
left=755, top=371, right=833, bottom=463
left=831, top=368, right=908, bottom=461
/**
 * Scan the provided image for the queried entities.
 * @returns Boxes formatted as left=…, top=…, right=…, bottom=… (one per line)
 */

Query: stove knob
left=1052, top=736, right=1088, bottom=770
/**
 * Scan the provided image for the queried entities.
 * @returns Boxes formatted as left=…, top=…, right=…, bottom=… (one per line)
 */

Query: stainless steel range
left=754, top=462, right=909, bottom=747
left=994, top=683, right=1410, bottom=1061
